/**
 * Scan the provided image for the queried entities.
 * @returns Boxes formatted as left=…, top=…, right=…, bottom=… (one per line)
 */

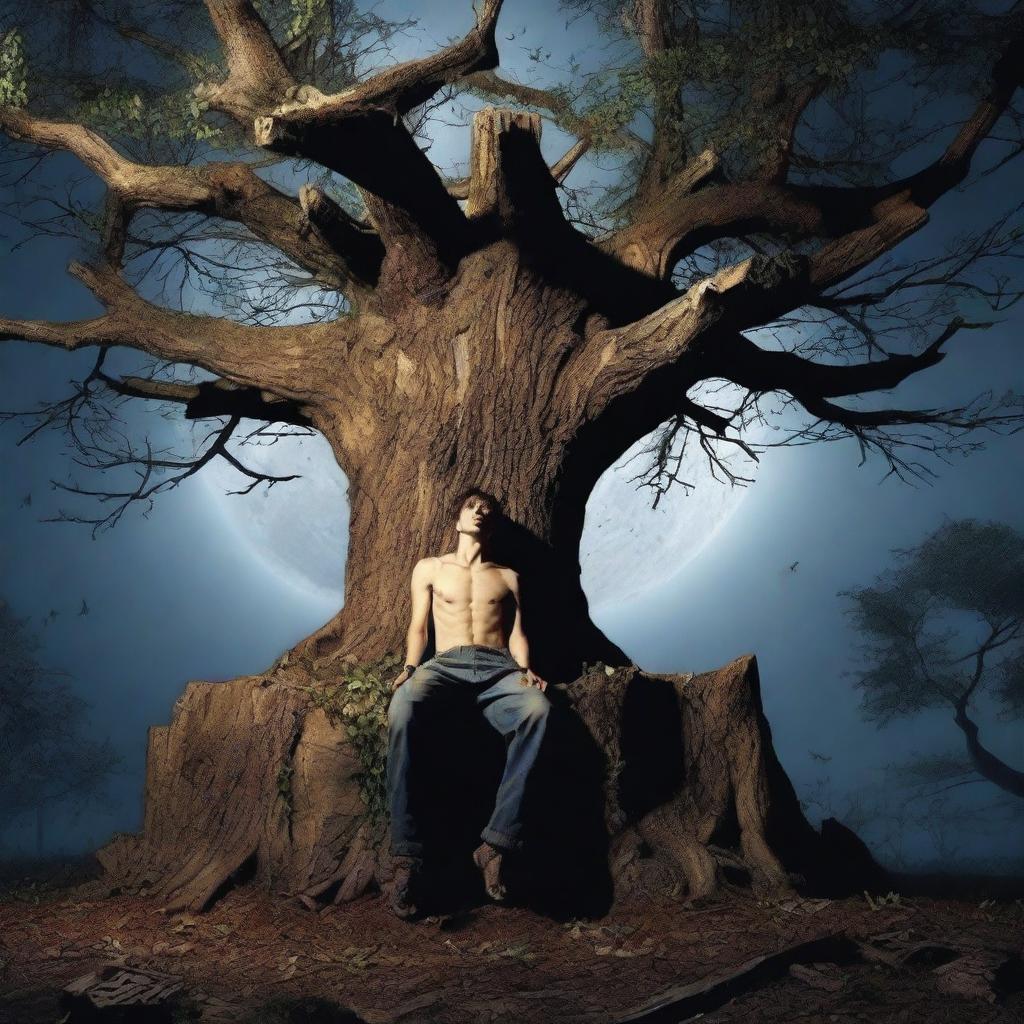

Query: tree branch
left=0, top=260, right=353, bottom=405
left=41, top=414, right=305, bottom=538
left=253, top=0, right=503, bottom=127
left=0, top=106, right=383, bottom=301
left=446, top=136, right=590, bottom=200
left=561, top=251, right=809, bottom=420
left=109, top=374, right=313, bottom=427
left=196, top=0, right=505, bottom=298
left=714, top=318, right=983, bottom=399
left=461, top=68, right=649, bottom=155
left=629, top=0, right=691, bottom=207
left=755, top=76, right=829, bottom=185
left=952, top=702, right=1024, bottom=798
left=603, top=34, right=1024, bottom=282
left=197, top=0, right=298, bottom=124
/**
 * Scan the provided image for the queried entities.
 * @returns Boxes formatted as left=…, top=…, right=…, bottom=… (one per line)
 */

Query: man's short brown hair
left=451, top=487, right=504, bottom=526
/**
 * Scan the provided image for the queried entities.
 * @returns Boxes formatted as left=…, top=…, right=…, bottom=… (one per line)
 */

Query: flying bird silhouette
left=20, top=493, right=31, bottom=507
left=788, top=561, right=799, bottom=572
left=79, top=599, right=89, bottom=616
left=809, top=750, right=832, bottom=763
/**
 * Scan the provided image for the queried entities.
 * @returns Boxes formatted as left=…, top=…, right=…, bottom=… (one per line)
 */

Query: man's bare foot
left=472, top=842, right=507, bottom=902
left=388, top=855, right=422, bottom=919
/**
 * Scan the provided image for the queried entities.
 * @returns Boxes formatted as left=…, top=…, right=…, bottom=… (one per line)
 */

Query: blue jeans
left=386, top=644, right=551, bottom=856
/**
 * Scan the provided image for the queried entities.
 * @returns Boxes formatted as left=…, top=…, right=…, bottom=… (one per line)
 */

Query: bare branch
left=250, top=0, right=502, bottom=131
left=0, top=106, right=383, bottom=300
left=112, top=24, right=213, bottom=82
left=41, top=415, right=304, bottom=538
left=562, top=251, right=809, bottom=421
left=0, top=260, right=353, bottom=405
left=109, top=374, right=313, bottom=427
left=715, top=318, right=984, bottom=400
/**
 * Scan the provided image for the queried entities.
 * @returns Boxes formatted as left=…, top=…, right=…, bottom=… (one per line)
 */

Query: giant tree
left=0, top=0, right=1020, bottom=912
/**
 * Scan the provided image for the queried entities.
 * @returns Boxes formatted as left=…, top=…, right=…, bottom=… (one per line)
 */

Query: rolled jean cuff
left=481, top=826, right=524, bottom=853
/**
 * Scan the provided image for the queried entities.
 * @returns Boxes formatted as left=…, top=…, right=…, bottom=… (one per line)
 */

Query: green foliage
left=0, top=28, right=27, bottom=108
left=300, top=652, right=404, bottom=823
left=557, top=72, right=646, bottom=154
left=253, top=0, right=328, bottom=46
left=556, top=0, right=1017, bottom=210
left=288, top=0, right=326, bottom=44
left=72, top=82, right=222, bottom=146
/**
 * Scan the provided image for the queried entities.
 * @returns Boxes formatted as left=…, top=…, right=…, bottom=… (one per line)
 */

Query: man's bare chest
left=432, top=563, right=510, bottom=608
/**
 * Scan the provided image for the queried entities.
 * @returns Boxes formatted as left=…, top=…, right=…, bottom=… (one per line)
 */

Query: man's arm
left=506, top=571, right=547, bottom=692
left=392, top=557, right=434, bottom=691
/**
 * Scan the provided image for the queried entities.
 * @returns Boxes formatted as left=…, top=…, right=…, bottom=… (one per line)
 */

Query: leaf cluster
left=71, top=82, right=222, bottom=149
left=300, top=652, right=404, bottom=823
left=0, top=27, right=26, bottom=107
left=839, top=518, right=1024, bottom=725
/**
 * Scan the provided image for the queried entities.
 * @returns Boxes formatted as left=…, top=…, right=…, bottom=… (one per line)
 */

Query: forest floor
left=0, top=854, right=1022, bottom=1024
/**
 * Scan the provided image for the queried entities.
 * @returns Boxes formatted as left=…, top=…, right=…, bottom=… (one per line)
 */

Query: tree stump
left=96, top=653, right=879, bottom=915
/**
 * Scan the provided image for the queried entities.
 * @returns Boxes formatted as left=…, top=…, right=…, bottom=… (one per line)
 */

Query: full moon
left=191, top=393, right=762, bottom=610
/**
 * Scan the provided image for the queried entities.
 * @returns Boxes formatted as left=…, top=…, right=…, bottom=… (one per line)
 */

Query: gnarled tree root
left=96, top=654, right=880, bottom=914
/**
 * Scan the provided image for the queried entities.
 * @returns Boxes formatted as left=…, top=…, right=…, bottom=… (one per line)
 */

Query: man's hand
left=391, top=668, right=413, bottom=692
left=519, top=668, right=548, bottom=693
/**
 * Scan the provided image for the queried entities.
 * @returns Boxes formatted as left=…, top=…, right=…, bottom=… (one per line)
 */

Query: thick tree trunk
left=95, top=653, right=881, bottom=915
left=286, top=452, right=628, bottom=683
left=278, top=229, right=645, bottom=683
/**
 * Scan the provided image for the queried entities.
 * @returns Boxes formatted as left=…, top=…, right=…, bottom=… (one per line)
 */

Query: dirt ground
left=1, top=855, right=1022, bottom=1024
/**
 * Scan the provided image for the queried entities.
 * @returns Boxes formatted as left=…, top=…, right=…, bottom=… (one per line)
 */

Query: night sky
left=1, top=1, right=1022, bottom=872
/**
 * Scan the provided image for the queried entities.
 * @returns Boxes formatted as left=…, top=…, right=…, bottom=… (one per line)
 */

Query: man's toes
left=473, top=842, right=507, bottom=901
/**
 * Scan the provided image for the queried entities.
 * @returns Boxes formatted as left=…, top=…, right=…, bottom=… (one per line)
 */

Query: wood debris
left=61, top=962, right=184, bottom=1017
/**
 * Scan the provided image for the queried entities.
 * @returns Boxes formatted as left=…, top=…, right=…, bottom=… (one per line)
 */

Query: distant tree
left=0, top=598, right=122, bottom=856
left=839, top=519, right=1024, bottom=800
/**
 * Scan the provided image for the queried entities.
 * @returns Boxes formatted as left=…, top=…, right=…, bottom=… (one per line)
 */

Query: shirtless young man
left=384, top=488, right=551, bottom=920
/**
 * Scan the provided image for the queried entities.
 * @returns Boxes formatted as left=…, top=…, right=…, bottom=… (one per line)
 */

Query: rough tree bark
left=95, top=654, right=872, bottom=915
left=4, top=0, right=1018, bottom=917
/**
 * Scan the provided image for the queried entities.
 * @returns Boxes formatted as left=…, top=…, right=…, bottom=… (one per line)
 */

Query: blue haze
left=0, top=1, right=1021, bottom=871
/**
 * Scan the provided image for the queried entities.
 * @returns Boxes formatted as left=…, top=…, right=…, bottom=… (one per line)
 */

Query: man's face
left=457, top=496, right=496, bottom=538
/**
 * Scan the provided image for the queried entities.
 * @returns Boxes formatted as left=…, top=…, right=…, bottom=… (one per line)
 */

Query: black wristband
left=404, top=664, right=416, bottom=674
